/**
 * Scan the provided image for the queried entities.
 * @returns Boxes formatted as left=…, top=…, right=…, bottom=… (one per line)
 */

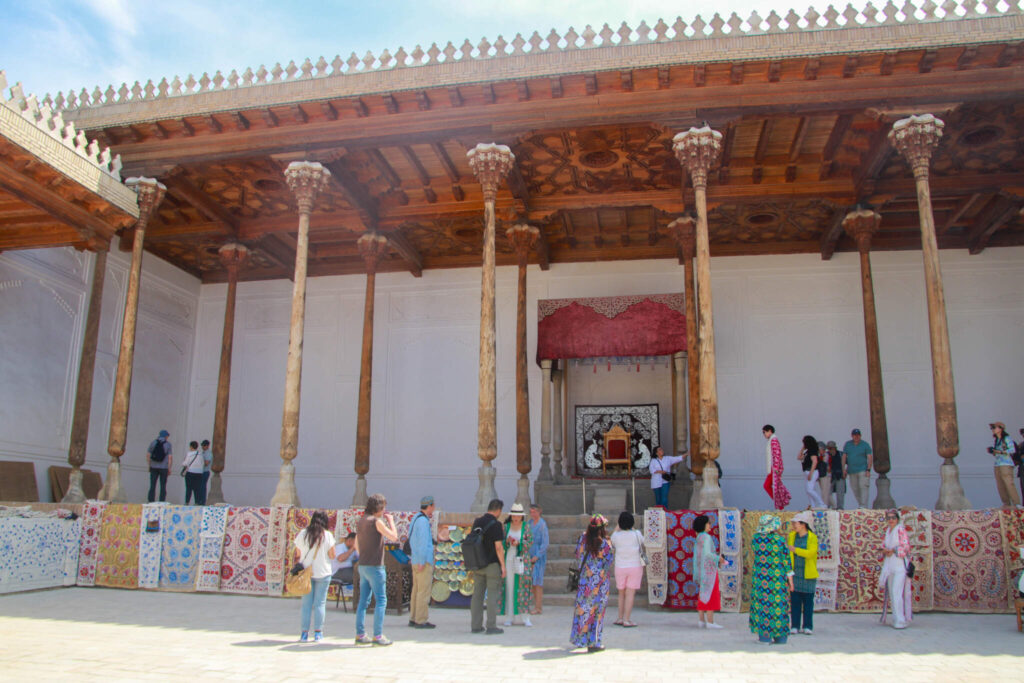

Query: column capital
left=666, top=215, right=697, bottom=259
left=890, top=114, right=944, bottom=180
left=284, top=161, right=331, bottom=214
left=125, top=177, right=166, bottom=222
left=217, top=242, right=250, bottom=271
left=506, top=224, right=539, bottom=264
left=357, top=231, right=389, bottom=273
left=672, top=125, right=723, bottom=191
left=842, top=208, right=882, bottom=253
left=467, top=143, right=515, bottom=202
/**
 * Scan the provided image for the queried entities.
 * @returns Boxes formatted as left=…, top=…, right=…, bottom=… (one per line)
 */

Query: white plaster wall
left=0, top=242, right=200, bottom=502
left=187, top=246, right=1024, bottom=513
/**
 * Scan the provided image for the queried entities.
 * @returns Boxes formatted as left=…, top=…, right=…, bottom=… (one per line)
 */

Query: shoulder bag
left=285, top=538, right=316, bottom=596
left=634, top=530, right=648, bottom=567
left=567, top=542, right=591, bottom=592
left=180, top=450, right=201, bottom=477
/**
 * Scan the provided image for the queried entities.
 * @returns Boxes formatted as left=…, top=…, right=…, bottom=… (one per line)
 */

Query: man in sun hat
left=408, top=495, right=436, bottom=629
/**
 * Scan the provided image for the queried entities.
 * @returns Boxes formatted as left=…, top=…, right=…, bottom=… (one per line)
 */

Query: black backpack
left=462, top=517, right=497, bottom=571
left=150, top=439, right=167, bottom=463
left=402, top=513, right=425, bottom=555
left=816, top=453, right=829, bottom=478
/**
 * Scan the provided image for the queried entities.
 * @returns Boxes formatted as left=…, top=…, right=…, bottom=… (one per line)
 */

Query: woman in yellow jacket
left=787, top=510, right=818, bottom=635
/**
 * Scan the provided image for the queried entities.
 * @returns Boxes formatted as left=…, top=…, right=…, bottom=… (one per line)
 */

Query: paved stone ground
left=0, top=588, right=1021, bottom=681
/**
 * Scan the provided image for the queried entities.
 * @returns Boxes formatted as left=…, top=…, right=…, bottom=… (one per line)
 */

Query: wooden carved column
left=467, top=143, right=514, bottom=512
left=63, top=242, right=108, bottom=503
left=843, top=209, right=895, bottom=509
left=508, top=224, right=540, bottom=505
left=207, top=243, right=249, bottom=505
left=352, top=232, right=388, bottom=507
left=673, top=126, right=724, bottom=509
left=104, top=178, right=165, bottom=502
left=890, top=114, right=969, bottom=510
left=272, top=161, right=330, bottom=507
left=668, top=216, right=702, bottom=507
left=552, top=366, right=564, bottom=483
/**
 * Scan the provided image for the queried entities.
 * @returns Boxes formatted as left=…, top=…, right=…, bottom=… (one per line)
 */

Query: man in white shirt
left=331, top=532, right=358, bottom=584
left=650, top=447, right=686, bottom=508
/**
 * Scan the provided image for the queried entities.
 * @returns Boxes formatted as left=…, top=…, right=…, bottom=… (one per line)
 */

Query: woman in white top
left=182, top=441, right=205, bottom=506
left=293, top=511, right=337, bottom=643
left=650, top=447, right=686, bottom=508
left=609, top=511, right=643, bottom=627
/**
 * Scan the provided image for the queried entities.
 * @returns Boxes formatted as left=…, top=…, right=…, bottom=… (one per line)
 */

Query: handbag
left=567, top=545, right=591, bottom=592
left=180, top=450, right=201, bottom=477
left=285, top=543, right=315, bottom=596
left=634, top=530, right=648, bottom=568
left=510, top=554, right=525, bottom=575
left=905, top=559, right=916, bottom=579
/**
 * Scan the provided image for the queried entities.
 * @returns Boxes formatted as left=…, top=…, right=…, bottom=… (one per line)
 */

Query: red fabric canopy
left=536, top=293, right=686, bottom=361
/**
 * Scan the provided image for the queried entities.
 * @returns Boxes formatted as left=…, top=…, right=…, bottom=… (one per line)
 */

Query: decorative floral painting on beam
left=574, top=404, right=659, bottom=479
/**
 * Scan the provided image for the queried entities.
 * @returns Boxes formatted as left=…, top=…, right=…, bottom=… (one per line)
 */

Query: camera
left=664, top=472, right=677, bottom=482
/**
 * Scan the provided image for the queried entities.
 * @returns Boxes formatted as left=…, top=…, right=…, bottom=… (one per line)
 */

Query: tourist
left=146, top=429, right=172, bottom=503
left=1015, top=429, right=1024, bottom=505
left=878, top=509, right=911, bottom=629
left=797, top=436, right=826, bottom=509
left=570, top=513, right=614, bottom=653
left=650, top=446, right=686, bottom=508
left=749, top=514, right=793, bottom=645
left=182, top=440, right=205, bottom=506
left=294, top=510, right=336, bottom=643
left=408, top=495, right=436, bottom=629
left=500, top=503, right=533, bottom=626
left=609, top=511, right=643, bottom=628
left=816, top=441, right=831, bottom=505
left=355, top=493, right=399, bottom=646
left=528, top=504, right=549, bottom=615
left=787, top=510, right=818, bottom=635
left=330, top=532, right=358, bottom=585
left=827, top=441, right=846, bottom=509
left=470, top=498, right=506, bottom=635
left=199, top=439, right=212, bottom=505
left=842, top=429, right=873, bottom=507
left=693, top=514, right=723, bottom=630
left=988, top=422, right=1021, bottom=508
left=762, top=425, right=791, bottom=510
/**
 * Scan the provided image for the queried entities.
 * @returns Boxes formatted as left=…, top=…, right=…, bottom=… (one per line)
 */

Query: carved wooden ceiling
left=3, top=42, right=1024, bottom=281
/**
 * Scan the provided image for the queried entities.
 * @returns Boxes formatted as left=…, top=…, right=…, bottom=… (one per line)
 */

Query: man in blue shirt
left=842, top=429, right=873, bottom=508
left=408, top=495, right=436, bottom=629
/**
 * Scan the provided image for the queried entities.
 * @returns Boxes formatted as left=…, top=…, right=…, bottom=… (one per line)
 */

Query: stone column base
left=471, top=463, right=498, bottom=513
left=101, top=458, right=127, bottom=502
left=688, top=476, right=704, bottom=510
left=515, top=474, right=532, bottom=508
left=693, top=465, right=723, bottom=510
left=61, top=467, right=87, bottom=503
left=352, top=475, right=368, bottom=507
left=270, top=461, right=301, bottom=507
left=207, top=472, right=226, bottom=505
left=872, top=473, right=896, bottom=509
left=935, top=461, right=971, bottom=511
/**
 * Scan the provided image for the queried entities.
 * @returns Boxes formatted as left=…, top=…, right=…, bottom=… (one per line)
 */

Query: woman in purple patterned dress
left=570, top=514, right=614, bottom=652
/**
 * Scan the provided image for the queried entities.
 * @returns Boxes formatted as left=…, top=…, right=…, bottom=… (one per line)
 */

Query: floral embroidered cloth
left=665, top=510, right=720, bottom=610
left=95, top=504, right=142, bottom=588
left=137, top=504, right=164, bottom=589
left=931, top=509, right=1007, bottom=613
left=219, top=506, right=270, bottom=595
left=717, top=509, right=743, bottom=612
left=76, top=500, right=107, bottom=586
left=159, top=506, right=203, bottom=589
left=0, top=516, right=80, bottom=593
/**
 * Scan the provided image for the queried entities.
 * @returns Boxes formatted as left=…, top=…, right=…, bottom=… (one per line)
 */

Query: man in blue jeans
left=650, top=447, right=686, bottom=507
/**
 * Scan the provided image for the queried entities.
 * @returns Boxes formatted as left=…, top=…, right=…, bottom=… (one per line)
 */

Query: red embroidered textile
left=665, top=510, right=720, bottom=610
left=536, top=294, right=686, bottom=361
left=764, top=437, right=791, bottom=510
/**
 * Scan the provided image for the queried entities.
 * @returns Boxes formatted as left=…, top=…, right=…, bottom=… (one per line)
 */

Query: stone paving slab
left=0, top=588, right=1021, bottom=681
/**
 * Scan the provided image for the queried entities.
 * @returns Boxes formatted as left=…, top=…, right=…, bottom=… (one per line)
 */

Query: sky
left=0, top=0, right=877, bottom=99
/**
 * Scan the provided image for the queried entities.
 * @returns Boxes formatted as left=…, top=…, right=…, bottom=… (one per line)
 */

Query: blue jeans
left=654, top=483, right=670, bottom=507
left=356, top=565, right=387, bottom=637
left=300, top=577, right=330, bottom=634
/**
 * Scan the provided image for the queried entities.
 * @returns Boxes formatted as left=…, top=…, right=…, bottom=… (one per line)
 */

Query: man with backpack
left=147, top=429, right=173, bottom=502
left=469, top=498, right=506, bottom=635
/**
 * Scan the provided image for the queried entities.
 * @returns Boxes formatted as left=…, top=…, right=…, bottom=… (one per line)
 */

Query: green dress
left=748, top=531, right=791, bottom=639
left=499, top=519, right=533, bottom=617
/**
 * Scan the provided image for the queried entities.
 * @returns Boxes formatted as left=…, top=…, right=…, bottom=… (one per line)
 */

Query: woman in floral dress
left=499, top=503, right=534, bottom=626
left=748, top=514, right=793, bottom=644
left=570, top=514, right=614, bottom=652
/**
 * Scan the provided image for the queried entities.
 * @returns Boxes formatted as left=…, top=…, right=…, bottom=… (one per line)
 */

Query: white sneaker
left=698, top=621, right=706, bottom=629
left=790, top=627, right=798, bottom=635
left=503, top=620, right=512, bottom=627
left=523, top=618, right=533, bottom=627
left=802, top=629, right=812, bottom=635
left=706, top=623, right=724, bottom=629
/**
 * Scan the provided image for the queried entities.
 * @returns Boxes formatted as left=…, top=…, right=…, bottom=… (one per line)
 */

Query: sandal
left=623, top=621, right=639, bottom=628
left=613, top=620, right=624, bottom=626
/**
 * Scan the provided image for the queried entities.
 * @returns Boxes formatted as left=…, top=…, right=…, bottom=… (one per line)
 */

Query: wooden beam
left=261, top=109, right=279, bottom=127
left=368, top=149, right=402, bottom=189
left=381, top=229, right=422, bottom=277
left=432, top=142, right=460, bottom=183
left=320, top=102, right=338, bottom=120
left=550, top=77, right=563, bottom=99
left=178, top=118, right=195, bottom=137
left=620, top=70, right=634, bottom=92
left=967, top=195, right=1018, bottom=254
left=0, top=226, right=87, bottom=251
left=788, top=116, right=808, bottom=162
left=416, top=91, right=431, bottom=111
left=400, top=146, right=431, bottom=186
left=383, top=94, right=399, bottom=114
left=853, top=127, right=894, bottom=195
left=507, top=165, right=530, bottom=211
left=482, top=83, right=495, bottom=104
left=939, top=193, right=983, bottom=235
left=162, top=172, right=240, bottom=234
left=754, top=119, right=773, bottom=164
left=820, top=113, right=853, bottom=180
left=353, top=99, right=369, bottom=117
left=535, top=230, right=550, bottom=270
left=843, top=56, right=859, bottom=79
left=919, top=49, right=938, bottom=74
left=768, top=61, right=781, bottom=83
left=880, top=52, right=896, bottom=76
left=957, top=47, right=979, bottom=70
left=820, top=207, right=849, bottom=260
left=229, top=112, right=249, bottom=131
left=997, top=42, right=1021, bottom=67
left=292, top=105, right=308, bottom=124
left=206, top=115, right=222, bottom=133
left=517, top=81, right=530, bottom=101
left=658, top=67, right=670, bottom=89
left=805, top=58, right=820, bottom=81
left=0, top=163, right=120, bottom=242
left=257, top=234, right=296, bottom=279
left=584, top=73, right=598, bottom=95
left=448, top=87, right=463, bottom=108
left=730, top=63, right=744, bottom=85
left=323, top=159, right=379, bottom=227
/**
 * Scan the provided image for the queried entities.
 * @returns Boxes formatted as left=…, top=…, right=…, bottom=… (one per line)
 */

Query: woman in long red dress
left=693, top=514, right=723, bottom=628
left=762, top=425, right=792, bottom=510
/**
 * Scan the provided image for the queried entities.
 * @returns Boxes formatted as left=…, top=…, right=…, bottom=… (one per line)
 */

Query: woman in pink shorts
left=609, top=511, right=644, bottom=627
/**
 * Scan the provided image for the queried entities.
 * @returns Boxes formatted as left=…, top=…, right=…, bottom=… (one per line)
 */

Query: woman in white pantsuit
left=878, top=509, right=912, bottom=629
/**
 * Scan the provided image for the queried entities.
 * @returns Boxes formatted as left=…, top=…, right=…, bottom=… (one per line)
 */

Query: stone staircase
left=539, top=514, right=649, bottom=608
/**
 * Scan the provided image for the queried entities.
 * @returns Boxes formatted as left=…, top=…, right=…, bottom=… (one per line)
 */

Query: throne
left=602, top=425, right=632, bottom=474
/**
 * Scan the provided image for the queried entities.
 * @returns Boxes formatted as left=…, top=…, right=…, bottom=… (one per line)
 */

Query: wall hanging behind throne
left=575, top=404, right=660, bottom=479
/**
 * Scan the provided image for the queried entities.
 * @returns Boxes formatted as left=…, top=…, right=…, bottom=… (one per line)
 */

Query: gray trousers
left=830, top=478, right=846, bottom=510
left=471, top=562, right=502, bottom=630
left=848, top=471, right=870, bottom=508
